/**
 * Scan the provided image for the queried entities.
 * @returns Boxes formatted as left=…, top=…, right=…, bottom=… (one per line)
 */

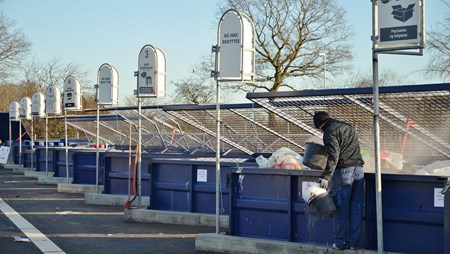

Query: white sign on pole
left=9, top=101, right=20, bottom=121
left=97, top=63, right=119, bottom=105
left=0, top=146, right=10, bottom=164
left=19, top=97, right=32, bottom=120
left=217, top=9, right=255, bottom=82
left=63, top=76, right=82, bottom=111
left=137, top=44, right=166, bottom=98
left=31, top=92, right=46, bottom=117
left=45, top=86, right=62, bottom=115
left=377, top=0, right=424, bottom=50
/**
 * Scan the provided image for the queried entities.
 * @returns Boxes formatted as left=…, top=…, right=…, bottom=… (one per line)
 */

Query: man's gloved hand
left=318, top=178, right=329, bottom=189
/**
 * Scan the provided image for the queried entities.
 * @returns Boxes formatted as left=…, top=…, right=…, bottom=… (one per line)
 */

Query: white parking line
left=0, top=197, right=65, bottom=254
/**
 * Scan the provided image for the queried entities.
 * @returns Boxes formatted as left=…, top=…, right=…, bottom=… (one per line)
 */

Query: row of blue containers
left=228, top=167, right=448, bottom=254
left=27, top=146, right=448, bottom=253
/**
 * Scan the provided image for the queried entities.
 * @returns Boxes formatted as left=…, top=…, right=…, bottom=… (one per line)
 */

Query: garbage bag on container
left=265, top=147, right=303, bottom=169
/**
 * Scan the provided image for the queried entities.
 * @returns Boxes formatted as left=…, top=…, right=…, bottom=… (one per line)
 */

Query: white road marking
left=0, top=197, right=65, bottom=254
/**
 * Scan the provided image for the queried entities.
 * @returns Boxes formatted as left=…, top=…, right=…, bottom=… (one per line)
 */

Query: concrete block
left=84, top=193, right=149, bottom=206
left=58, top=183, right=104, bottom=194
left=38, top=176, right=72, bottom=185
left=24, top=171, right=54, bottom=178
left=124, top=208, right=228, bottom=229
left=13, top=167, right=35, bottom=174
left=195, top=233, right=383, bottom=254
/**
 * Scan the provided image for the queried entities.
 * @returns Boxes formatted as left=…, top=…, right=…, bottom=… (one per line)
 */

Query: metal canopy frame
left=246, top=83, right=450, bottom=162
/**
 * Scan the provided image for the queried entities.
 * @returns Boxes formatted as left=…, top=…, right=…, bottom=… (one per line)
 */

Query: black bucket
left=303, top=142, right=328, bottom=170
left=308, top=192, right=336, bottom=218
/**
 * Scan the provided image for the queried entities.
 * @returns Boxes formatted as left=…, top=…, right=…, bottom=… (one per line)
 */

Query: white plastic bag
left=267, top=147, right=303, bottom=170
left=255, top=155, right=268, bottom=168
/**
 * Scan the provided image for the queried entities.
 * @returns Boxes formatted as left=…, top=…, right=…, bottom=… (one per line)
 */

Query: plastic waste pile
left=255, top=147, right=303, bottom=170
left=415, top=160, right=450, bottom=177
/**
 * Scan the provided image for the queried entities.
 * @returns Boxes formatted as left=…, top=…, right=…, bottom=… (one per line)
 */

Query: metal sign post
left=136, top=45, right=167, bottom=208
left=372, top=1, right=425, bottom=253
left=45, top=85, right=62, bottom=177
left=96, top=63, right=119, bottom=194
left=213, top=9, right=255, bottom=234
left=64, top=109, right=69, bottom=183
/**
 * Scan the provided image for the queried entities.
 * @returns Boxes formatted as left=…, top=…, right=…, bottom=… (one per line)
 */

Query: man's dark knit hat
left=313, top=111, right=331, bottom=129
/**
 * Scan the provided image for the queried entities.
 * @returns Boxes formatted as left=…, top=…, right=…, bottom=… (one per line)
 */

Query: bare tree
left=425, top=1, right=450, bottom=80
left=0, top=12, right=32, bottom=81
left=342, top=69, right=408, bottom=88
left=22, top=57, right=91, bottom=92
left=219, top=0, right=353, bottom=92
left=172, top=77, right=215, bottom=104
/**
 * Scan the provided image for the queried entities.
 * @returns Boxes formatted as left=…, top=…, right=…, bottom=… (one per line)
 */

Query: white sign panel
left=0, top=146, right=10, bottom=164
left=19, top=97, right=32, bottom=120
left=217, top=9, right=255, bottom=82
left=97, top=63, right=119, bottom=105
left=9, top=101, right=20, bottom=121
left=31, top=92, right=45, bottom=117
left=434, top=188, right=444, bottom=207
left=63, top=76, right=82, bottom=111
left=377, top=0, right=423, bottom=49
left=45, top=86, right=62, bottom=115
left=137, top=44, right=166, bottom=98
left=197, top=169, right=208, bottom=182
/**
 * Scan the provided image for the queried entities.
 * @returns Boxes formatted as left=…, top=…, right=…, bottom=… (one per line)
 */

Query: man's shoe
left=332, top=243, right=346, bottom=251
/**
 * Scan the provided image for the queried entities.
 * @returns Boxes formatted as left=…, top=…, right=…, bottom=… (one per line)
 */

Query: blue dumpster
left=104, top=152, right=150, bottom=196
left=148, top=158, right=256, bottom=214
left=229, top=167, right=335, bottom=244
left=53, top=148, right=75, bottom=177
left=36, top=147, right=54, bottom=173
left=72, top=150, right=105, bottom=185
left=365, top=173, right=445, bottom=254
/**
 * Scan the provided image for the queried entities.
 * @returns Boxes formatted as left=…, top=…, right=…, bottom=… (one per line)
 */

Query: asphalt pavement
left=0, top=168, right=215, bottom=254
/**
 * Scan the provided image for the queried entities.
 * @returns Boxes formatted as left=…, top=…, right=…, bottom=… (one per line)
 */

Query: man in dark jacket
left=313, top=111, right=365, bottom=250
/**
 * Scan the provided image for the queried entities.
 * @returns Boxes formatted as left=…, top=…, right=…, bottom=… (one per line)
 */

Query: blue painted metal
left=148, top=158, right=256, bottom=214
left=35, top=147, right=54, bottom=172
left=228, top=168, right=446, bottom=253
left=72, top=150, right=105, bottom=185
left=229, top=168, right=334, bottom=243
left=246, top=82, right=450, bottom=99
left=52, top=148, right=74, bottom=177
left=445, top=180, right=450, bottom=254
left=365, top=173, right=445, bottom=254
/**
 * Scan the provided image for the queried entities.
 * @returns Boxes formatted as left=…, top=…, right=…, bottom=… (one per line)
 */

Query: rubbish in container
left=257, top=147, right=303, bottom=169
left=415, top=160, right=450, bottom=177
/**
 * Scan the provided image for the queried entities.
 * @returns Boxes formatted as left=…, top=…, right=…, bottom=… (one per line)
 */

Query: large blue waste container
left=36, top=147, right=54, bottom=173
left=365, top=173, right=446, bottom=254
left=72, top=150, right=105, bottom=185
left=103, top=152, right=150, bottom=196
left=53, top=148, right=75, bottom=177
left=229, top=167, right=335, bottom=244
left=148, top=158, right=256, bottom=214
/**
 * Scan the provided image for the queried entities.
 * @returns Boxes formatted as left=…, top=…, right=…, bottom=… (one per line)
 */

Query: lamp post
left=319, top=53, right=327, bottom=89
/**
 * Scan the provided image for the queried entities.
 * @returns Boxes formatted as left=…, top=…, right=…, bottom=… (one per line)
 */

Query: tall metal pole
left=137, top=97, right=142, bottom=208
left=19, top=118, right=22, bottom=166
left=319, top=53, right=327, bottom=89
left=95, top=103, right=100, bottom=193
left=372, top=1, right=384, bottom=253
left=65, top=110, right=69, bottom=183
left=215, top=79, right=221, bottom=234
left=9, top=119, right=11, bottom=150
left=31, top=117, right=34, bottom=170
left=45, top=116, right=48, bottom=176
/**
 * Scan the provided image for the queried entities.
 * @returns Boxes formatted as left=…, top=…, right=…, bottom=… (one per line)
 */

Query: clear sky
left=1, top=0, right=448, bottom=104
